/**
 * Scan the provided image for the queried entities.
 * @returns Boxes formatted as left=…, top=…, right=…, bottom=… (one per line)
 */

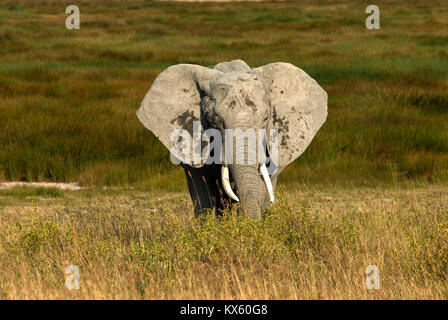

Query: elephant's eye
left=202, top=96, right=214, bottom=110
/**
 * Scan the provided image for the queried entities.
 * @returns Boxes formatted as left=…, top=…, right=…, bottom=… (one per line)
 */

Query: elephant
left=137, top=60, right=327, bottom=218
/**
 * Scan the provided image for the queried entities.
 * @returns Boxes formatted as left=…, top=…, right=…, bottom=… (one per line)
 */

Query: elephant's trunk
left=220, top=128, right=273, bottom=218
left=228, top=137, right=266, bottom=218
left=230, top=164, right=266, bottom=218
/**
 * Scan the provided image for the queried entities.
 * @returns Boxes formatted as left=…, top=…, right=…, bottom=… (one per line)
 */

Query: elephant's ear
left=136, top=64, right=222, bottom=167
left=250, top=63, right=327, bottom=166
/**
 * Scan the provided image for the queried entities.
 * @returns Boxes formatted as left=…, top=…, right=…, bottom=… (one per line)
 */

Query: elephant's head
left=137, top=60, right=327, bottom=217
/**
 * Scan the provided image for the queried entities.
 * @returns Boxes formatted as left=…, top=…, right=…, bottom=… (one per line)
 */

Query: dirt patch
left=0, top=182, right=84, bottom=190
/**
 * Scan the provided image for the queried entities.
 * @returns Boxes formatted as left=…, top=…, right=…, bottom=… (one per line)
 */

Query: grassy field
left=0, top=0, right=447, bottom=187
left=0, top=0, right=448, bottom=300
left=0, top=184, right=447, bottom=299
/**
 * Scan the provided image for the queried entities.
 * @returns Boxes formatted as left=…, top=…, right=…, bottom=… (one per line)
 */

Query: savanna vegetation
left=0, top=0, right=447, bottom=299
left=1, top=185, right=447, bottom=299
left=0, top=0, right=447, bottom=187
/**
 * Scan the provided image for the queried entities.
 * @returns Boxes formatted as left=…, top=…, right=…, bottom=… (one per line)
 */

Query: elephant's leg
left=182, top=165, right=220, bottom=217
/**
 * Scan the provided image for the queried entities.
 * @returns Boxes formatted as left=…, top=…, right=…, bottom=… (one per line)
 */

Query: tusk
left=221, top=166, right=239, bottom=202
left=259, top=163, right=275, bottom=203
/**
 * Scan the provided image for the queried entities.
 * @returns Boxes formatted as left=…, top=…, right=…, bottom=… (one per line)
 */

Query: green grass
left=0, top=0, right=447, bottom=187
left=0, top=186, right=63, bottom=198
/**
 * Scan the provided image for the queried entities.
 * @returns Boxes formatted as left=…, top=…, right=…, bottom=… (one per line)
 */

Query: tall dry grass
left=0, top=185, right=447, bottom=299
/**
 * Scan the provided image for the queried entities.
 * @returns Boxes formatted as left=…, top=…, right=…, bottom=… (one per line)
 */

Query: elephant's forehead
left=211, top=72, right=260, bottom=87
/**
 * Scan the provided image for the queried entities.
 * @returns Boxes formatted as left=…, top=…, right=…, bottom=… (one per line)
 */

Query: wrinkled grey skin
left=137, top=60, right=327, bottom=218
